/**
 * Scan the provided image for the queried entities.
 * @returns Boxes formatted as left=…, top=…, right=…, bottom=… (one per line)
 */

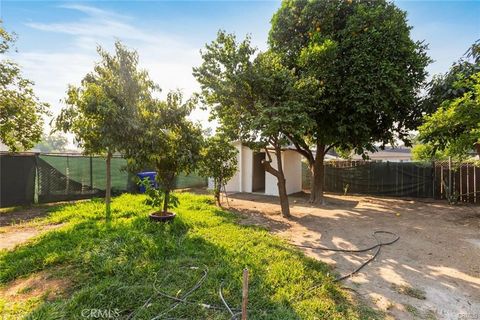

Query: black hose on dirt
left=292, top=230, right=400, bottom=282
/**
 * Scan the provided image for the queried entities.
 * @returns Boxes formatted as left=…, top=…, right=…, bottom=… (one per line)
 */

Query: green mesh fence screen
left=303, top=160, right=437, bottom=198
left=0, top=153, right=208, bottom=207
left=37, top=154, right=207, bottom=203
left=0, top=154, right=36, bottom=207
left=37, top=155, right=133, bottom=203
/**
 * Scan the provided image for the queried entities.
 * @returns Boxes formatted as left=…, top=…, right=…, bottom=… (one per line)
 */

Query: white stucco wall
left=264, top=150, right=302, bottom=196
left=224, top=142, right=242, bottom=192
left=283, top=150, right=302, bottom=195
left=265, top=152, right=279, bottom=196
left=219, top=143, right=302, bottom=196
left=241, top=146, right=253, bottom=193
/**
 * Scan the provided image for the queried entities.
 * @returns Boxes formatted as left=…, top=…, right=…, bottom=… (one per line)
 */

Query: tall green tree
left=125, top=91, right=203, bottom=215
left=0, top=24, right=48, bottom=152
left=416, top=41, right=480, bottom=160
left=423, top=40, right=479, bottom=114
left=269, top=0, right=431, bottom=204
left=55, top=41, right=158, bottom=221
left=418, top=72, right=480, bottom=159
left=198, top=134, right=238, bottom=206
left=194, top=32, right=304, bottom=217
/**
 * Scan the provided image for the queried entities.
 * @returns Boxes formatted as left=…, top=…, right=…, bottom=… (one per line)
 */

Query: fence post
left=241, top=268, right=249, bottom=320
left=466, top=164, right=470, bottom=203
left=90, top=156, right=93, bottom=190
left=473, top=165, right=477, bottom=203
left=34, top=153, right=39, bottom=204
left=395, top=162, right=398, bottom=195
left=460, top=164, right=463, bottom=202
left=448, top=157, right=452, bottom=198
left=432, top=161, right=435, bottom=199
left=440, top=164, right=444, bottom=199
left=65, top=155, right=70, bottom=195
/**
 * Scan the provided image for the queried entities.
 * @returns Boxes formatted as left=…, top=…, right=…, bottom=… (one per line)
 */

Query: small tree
left=55, top=41, right=158, bottom=221
left=126, top=91, right=203, bottom=215
left=199, top=135, right=238, bottom=206
left=0, top=24, right=48, bottom=151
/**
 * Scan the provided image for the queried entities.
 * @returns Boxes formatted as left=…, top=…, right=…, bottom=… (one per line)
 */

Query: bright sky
left=2, top=0, right=480, bottom=135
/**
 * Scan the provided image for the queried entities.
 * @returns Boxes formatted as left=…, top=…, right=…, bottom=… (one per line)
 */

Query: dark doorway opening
left=252, top=152, right=266, bottom=193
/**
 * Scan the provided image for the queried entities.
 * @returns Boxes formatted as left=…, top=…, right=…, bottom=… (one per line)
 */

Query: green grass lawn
left=0, top=193, right=379, bottom=319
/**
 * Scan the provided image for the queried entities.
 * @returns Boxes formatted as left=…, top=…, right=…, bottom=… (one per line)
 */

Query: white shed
left=209, top=141, right=303, bottom=196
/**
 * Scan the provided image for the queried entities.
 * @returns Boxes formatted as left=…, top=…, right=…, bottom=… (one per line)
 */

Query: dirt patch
left=0, top=224, right=63, bottom=251
left=0, top=206, right=51, bottom=227
left=0, top=270, right=71, bottom=303
left=225, top=192, right=480, bottom=320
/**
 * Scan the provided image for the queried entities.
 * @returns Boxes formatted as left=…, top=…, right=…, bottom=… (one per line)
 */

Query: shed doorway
left=252, top=152, right=266, bottom=193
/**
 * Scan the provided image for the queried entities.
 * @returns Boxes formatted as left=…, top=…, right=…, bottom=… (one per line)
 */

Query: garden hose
left=145, top=266, right=240, bottom=320
left=291, top=230, right=400, bottom=282
left=219, top=281, right=242, bottom=320
left=141, top=231, right=399, bottom=319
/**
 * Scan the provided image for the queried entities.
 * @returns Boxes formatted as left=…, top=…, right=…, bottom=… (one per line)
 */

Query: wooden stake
left=241, top=268, right=249, bottom=320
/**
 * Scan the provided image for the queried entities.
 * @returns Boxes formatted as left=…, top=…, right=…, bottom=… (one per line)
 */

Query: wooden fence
left=302, top=160, right=480, bottom=203
left=435, top=161, right=480, bottom=203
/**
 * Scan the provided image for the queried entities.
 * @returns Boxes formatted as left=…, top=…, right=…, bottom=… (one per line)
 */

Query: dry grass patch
left=391, top=284, right=426, bottom=300
left=0, top=269, right=71, bottom=303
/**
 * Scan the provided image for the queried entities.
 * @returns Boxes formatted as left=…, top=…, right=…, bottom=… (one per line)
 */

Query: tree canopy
left=193, top=31, right=305, bottom=217
left=55, top=41, right=158, bottom=220
left=56, top=41, right=158, bottom=155
left=423, top=40, right=480, bottom=114
left=0, top=24, right=49, bottom=152
left=125, top=90, right=203, bottom=214
left=268, top=0, right=431, bottom=203
left=417, top=41, right=480, bottom=160
left=419, top=72, right=480, bottom=160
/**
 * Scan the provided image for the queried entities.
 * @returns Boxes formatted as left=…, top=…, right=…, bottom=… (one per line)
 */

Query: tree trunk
left=309, top=144, right=326, bottom=205
left=214, top=178, right=222, bottom=206
left=163, top=189, right=170, bottom=214
left=309, top=165, right=316, bottom=202
left=274, top=147, right=291, bottom=218
left=277, top=175, right=290, bottom=217
left=105, top=151, right=112, bottom=222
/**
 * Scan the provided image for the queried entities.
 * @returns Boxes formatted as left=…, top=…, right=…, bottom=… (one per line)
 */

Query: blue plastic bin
left=137, top=171, right=157, bottom=193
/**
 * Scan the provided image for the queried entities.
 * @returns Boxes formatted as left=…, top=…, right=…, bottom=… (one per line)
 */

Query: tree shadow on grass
left=0, top=195, right=379, bottom=319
